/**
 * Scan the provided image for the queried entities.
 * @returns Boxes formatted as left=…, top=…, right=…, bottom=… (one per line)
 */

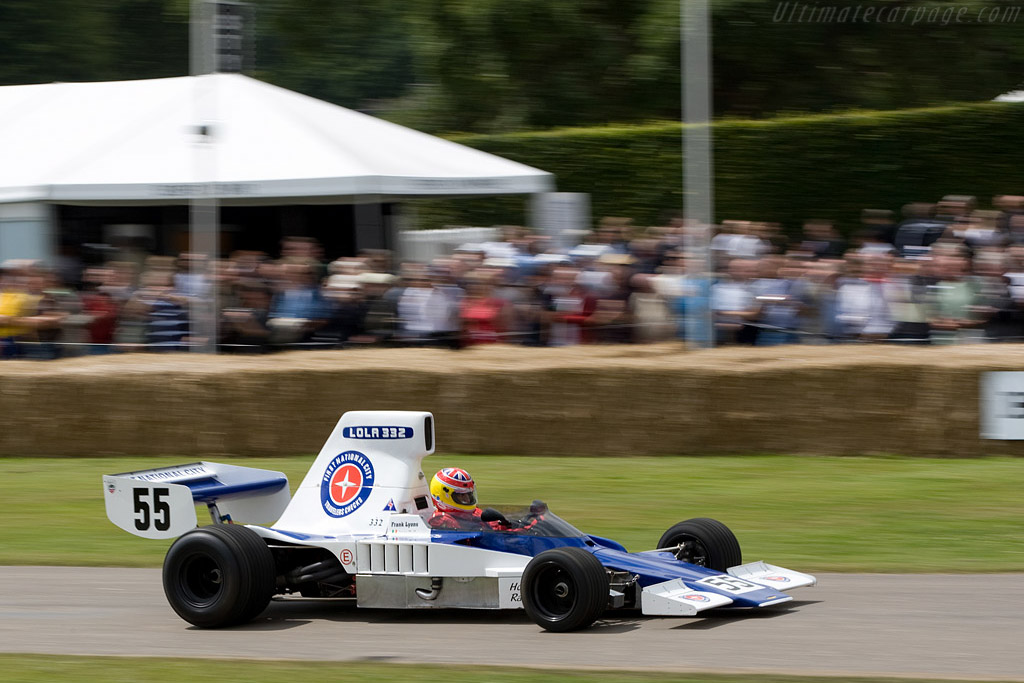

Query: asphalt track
left=2, top=567, right=1022, bottom=680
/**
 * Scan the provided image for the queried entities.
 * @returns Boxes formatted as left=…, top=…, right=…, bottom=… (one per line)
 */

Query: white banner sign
left=530, top=192, right=591, bottom=250
left=980, top=372, right=1024, bottom=439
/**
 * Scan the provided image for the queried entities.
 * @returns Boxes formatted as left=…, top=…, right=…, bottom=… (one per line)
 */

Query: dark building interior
left=57, top=203, right=399, bottom=265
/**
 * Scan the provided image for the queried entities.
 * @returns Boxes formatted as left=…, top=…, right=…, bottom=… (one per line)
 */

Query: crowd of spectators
left=3, top=193, right=1024, bottom=359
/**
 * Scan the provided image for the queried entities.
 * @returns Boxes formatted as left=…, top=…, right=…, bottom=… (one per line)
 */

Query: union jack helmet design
left=430, top=467, right=477, bottom=512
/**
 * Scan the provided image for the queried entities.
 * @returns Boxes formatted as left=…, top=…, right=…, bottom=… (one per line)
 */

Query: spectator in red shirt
left=80, top=268, right=119, bottom=351
left=459, top=270, right=509, bottom=346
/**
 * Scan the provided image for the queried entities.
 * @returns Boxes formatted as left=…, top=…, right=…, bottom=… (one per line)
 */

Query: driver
left=428, top=467, right=545, bottom=532
left=428, top=467, right=485, bottom=530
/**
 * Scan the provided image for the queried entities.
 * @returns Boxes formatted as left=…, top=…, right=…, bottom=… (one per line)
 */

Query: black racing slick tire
left=522, top=547, right=609, bottom=632
left=657, top=518, right=742, bottom=572
left=162, top=524, right=276, bottom=628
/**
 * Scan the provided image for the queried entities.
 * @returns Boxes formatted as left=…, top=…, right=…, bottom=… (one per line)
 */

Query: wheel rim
left=669, top=535, right=710, bottom=566
left=530, top=563, right=577, bottom=621
left=180, top=553, right=223, bottom=607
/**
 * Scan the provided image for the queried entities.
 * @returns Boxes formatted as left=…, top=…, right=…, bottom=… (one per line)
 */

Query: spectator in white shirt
left=712, top=258, right=761, bottom=345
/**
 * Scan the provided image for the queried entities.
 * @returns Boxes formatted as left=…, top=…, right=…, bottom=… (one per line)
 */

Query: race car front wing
left=641, top=561, right=816, bottom=616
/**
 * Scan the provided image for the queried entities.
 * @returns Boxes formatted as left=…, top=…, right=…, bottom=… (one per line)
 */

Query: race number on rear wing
left=103, top=462, right=290, bottom=540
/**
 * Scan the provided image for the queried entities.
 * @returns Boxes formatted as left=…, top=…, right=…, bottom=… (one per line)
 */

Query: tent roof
left=994, top=90, right=1024, bottom=103
left=0, top=74, right=553, bottom=205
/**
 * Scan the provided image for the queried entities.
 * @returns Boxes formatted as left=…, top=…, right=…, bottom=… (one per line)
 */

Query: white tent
left=0, top=73, right=553, bottom=205
left=994, top=90, right=1024, bottom=103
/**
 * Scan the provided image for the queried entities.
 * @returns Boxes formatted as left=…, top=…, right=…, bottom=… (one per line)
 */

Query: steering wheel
left=480, top=508, right=512, bottom=526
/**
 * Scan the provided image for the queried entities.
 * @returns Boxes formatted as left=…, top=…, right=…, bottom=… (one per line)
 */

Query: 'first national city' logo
left=320, top=451, right=375, bottom=518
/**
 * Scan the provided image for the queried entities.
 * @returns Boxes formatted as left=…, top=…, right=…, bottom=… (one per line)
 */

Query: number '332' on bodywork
left=103, top=411, right=815, bottom=632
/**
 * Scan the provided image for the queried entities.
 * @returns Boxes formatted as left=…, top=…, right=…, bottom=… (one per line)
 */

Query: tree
left=401, top=0, right=1024, bottom=132
left=0, top=0, right=119, bottom=84
left=404, top=0, right=652, bottom=132
left=3, top=0, right=1023, bottom=134
left=255, top=0, right=415, bottom=110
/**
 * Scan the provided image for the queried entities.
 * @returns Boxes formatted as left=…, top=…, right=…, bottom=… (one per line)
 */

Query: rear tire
left=162, top=524, right=276, bottom=628
left=657, top=518, right=742, bottom=572
left=522, top=547, right=609, bottom=632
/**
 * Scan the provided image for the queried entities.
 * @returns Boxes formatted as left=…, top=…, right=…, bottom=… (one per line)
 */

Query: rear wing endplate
left=103, top=462, right=290, bottom=539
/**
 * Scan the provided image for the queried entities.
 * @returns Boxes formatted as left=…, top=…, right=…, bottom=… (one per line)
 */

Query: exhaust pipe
left=415, top=577, right=443, bottom=601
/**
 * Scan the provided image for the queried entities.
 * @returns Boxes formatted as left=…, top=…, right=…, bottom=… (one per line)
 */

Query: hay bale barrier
left=2, top=344, right=1024, bottom=458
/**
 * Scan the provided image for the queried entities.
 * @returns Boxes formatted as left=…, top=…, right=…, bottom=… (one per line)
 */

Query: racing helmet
left=430, top=467, right=477, bottom=512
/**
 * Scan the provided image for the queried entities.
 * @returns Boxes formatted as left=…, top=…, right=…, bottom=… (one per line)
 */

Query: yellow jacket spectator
left=0, top=264, right=31, bottom=357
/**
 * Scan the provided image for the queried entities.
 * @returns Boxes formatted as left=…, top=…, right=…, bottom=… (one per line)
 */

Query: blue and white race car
left=103, top=411, right=815, bottom=632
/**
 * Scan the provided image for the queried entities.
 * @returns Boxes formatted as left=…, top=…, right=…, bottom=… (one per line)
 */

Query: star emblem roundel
left=320, top=451, right=375, bottom=518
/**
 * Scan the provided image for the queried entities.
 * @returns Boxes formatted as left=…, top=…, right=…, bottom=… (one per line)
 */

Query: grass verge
left=1, top=455, right=1022, bottom=571
left=0, top=655, right=1011, bottom=683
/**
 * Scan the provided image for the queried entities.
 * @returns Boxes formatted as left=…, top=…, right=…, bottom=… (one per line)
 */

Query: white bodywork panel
left=354, top=537, right=530, bottom=577
left=251, top=512, right=531, bottom=609
left=727, top=560, right=818, bottom=590
left=272, top=411, right=435, bottom=536
left=641, top=580, right=735, bottom=616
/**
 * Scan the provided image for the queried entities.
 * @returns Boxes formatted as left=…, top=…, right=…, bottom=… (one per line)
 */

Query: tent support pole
left=190, top=0, right=218, bottom=354
left=681, top=0, right=715, bottom=348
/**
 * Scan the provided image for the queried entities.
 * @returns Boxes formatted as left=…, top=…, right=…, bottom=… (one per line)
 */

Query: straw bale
left=3, top=344, right=1024, bottom=457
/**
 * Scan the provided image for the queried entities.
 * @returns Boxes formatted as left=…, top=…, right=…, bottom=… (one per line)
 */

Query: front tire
left=162, top=524, right=276, bottom=628
left=522, top=547, right=609, bottom=632
left=657, top=518, right=742, bottom=572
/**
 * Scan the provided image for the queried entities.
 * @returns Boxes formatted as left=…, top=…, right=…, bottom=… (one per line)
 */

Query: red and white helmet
left=429, top=467, right=477, bottom=512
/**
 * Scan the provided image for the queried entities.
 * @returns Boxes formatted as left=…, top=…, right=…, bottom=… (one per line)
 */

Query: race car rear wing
left=103, top=462, right=290, bottom=540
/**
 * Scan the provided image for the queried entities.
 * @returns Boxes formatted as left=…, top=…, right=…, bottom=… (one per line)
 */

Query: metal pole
left=682, top=0, right=714, bottom=348
left=190, top=0, right=219, bottom=353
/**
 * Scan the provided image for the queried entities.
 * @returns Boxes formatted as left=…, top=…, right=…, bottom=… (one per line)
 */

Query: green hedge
left=422, top=102, right=1024, bottom=234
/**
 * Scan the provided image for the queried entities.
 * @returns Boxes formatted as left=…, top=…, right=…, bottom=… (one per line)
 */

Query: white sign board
left=530, top=192, right=591, bottom=251
left=980, top=372, right=1024, bottom=439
